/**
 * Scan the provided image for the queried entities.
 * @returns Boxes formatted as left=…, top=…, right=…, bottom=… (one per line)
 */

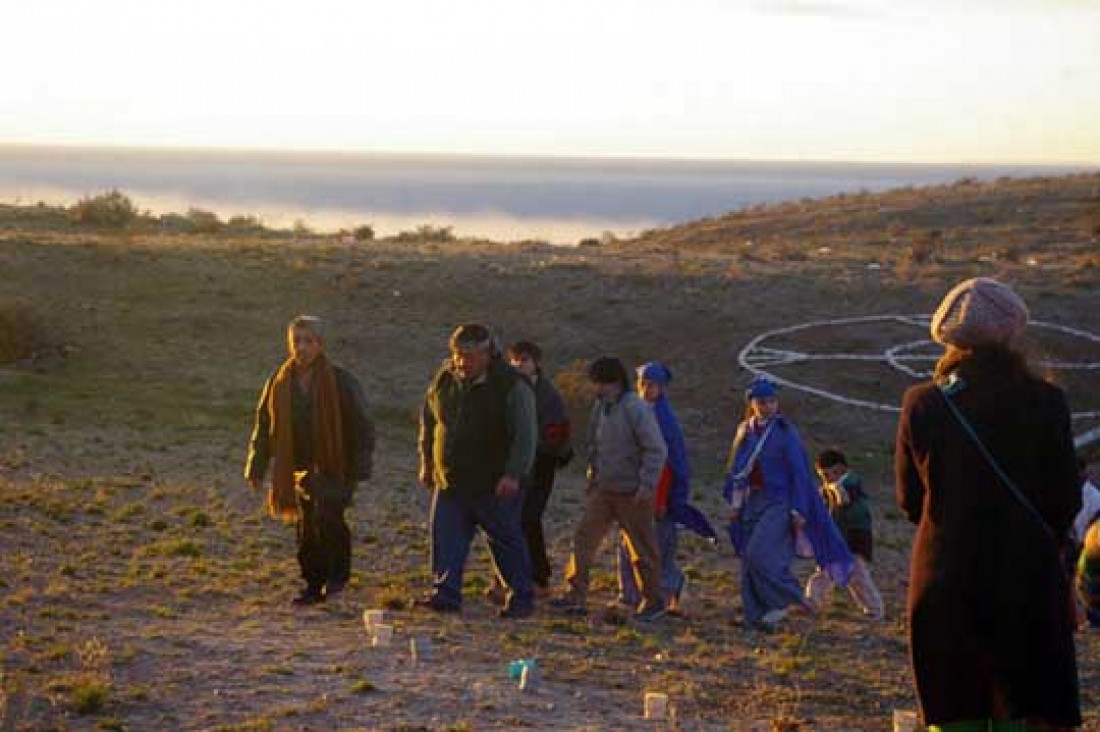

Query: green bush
left=186, top=208, right=223, bottom=234
left=0, top=297, right=45, bottom=364
left=393, top=224, right=455, bottom=243
left=72, top=681, right=109, bottom=714
left=227, top=214, right=264, bottom=233
left=69, top=190, right=138, bottom=228
left=353, top=224, right=375, bottom=241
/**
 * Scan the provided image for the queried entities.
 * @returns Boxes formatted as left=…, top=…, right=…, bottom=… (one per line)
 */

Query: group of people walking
left=244, top=276, right=1097, bottom=731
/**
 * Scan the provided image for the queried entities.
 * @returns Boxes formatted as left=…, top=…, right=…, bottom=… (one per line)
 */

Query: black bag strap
left=938, top=376, right=1055, bottom=540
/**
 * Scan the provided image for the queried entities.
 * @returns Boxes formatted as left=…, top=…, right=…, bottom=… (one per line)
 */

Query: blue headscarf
left=745, top=375, right=778, bottom=401
left=636, top=362, right=717, bottom=540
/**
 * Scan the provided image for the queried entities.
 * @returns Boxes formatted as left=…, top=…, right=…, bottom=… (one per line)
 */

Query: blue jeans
left=429, top=487, right=533, bottom=609
left=617, top=517, right=682, bottom=605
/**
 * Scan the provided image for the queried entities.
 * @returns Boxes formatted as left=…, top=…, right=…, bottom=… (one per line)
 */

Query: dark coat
left=245, top=363, right=376, bottom=490
left=895, top=365, right=1081, bottom=727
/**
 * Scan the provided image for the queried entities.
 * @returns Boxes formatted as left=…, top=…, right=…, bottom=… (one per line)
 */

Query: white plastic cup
left=519, top=664, right=536, bottom=691
left=893, top=709, right=919, bottom=732
left=363, top=609, right=385, bottom=633
left=644, top=692, right=668, bottom=720
left=371, top=623, right=393, bottom=647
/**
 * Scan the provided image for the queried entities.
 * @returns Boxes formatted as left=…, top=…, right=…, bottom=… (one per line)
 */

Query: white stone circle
left=737, top=314, right=1100, bottom=446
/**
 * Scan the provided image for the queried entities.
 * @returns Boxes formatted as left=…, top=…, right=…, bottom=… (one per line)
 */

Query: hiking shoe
left=757, top=607, right=788, bottom=632
left=548, top=594, right=588, bottom=616
left=483, top=583, right=508, bottom=607
left=634, top=601, right=668, bottom=623
left=291, top=587, right=325, bottom=606
left=413, top=595, right=461, bottom=614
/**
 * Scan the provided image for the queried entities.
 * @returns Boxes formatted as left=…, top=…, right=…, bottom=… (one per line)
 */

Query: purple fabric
left=652, top=393, right=717, bottom=540
left=724, top=415, right=853, bottom=586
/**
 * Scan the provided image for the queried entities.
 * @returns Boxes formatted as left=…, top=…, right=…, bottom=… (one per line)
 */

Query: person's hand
left=418, top=464, right=434, bottom=491
left=726, top=508, right=741, bottom=523
left=791, top=511, right=806, bottom=531
left=495, top=476, right=520, bottom=500
left=247, top=476, right=262, bottom=492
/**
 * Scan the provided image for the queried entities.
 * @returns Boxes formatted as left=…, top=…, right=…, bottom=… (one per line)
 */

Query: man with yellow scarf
left=245, top=315, right=375, bottom=605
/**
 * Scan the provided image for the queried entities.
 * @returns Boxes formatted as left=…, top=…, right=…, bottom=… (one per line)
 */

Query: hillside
left=1, top=174, right=1098, bottom=730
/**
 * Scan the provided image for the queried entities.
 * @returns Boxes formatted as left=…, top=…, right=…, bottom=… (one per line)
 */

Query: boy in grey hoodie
left=550, top=357, right=668, bottom=621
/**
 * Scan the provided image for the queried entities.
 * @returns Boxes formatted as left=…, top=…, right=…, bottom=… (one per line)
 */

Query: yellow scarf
left=266, top=352, right=345, bottom=521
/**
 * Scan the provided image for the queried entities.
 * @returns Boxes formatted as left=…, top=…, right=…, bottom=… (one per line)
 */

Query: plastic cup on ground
left=372, top=623, right=393, bottom=647
left=644, top=692, right=668, bottom=720
left=363, top=609, right=385, bottom=633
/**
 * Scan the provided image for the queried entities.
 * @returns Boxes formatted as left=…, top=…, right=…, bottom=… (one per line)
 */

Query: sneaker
left=483, top=583, right=508, bottom=607
left=634, top=601, right=668, bottom=623
left=548, top=594, right=588, bottom=616
left=499, top=603, right=534, bottom=619
left=291, top=587, right=325, bottom=606
left=412, top=595, right=461, bottom=614
left=757, top=607, right=788, bottom=632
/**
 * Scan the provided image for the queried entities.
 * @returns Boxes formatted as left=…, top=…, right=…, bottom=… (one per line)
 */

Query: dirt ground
left=1, top=226, right=1098, bottom=731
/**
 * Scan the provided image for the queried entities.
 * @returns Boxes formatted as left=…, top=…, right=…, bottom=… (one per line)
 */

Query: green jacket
left=244, top=363, right=375, bottom=489
left=823, top=471, right=873, bottom=535
left=419, top=357, right=536, bottom=495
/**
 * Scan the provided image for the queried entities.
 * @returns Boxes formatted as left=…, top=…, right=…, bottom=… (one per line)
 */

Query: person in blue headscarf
left=722, top=376, right=853, bottom=631
left=617, top=362, right=717, bottom=615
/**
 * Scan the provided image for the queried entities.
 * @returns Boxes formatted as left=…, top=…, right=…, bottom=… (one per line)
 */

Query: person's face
left=289, top=327, right=323, bottom=369
left=452, top=345, right=491, bottom=381
left=592, top=379, right=622, bottom=401
left=636, top=378, right=661, bottom=403
left=750, top=396, right=779, bottom=420
left=509, top=354, right=538, bottom=378
left=817, top=464, right=846, bottom=484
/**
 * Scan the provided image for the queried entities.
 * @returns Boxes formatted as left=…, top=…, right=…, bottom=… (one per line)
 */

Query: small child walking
left=804, top=449, right=884, bottom=620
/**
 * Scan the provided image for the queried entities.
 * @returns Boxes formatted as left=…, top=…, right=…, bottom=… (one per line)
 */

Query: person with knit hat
left=615, top=362, right=716, bottom=616
left=722, top=376, right=852, bottom=632
left=244, top=316, right=376, bottom=606
left=896, top=278, right=1081, bottom=730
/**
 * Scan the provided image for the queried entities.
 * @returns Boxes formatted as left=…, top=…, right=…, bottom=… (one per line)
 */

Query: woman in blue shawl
left=723, top=376, right=852, bottom=631
left=618, top=362, right=716, bottom=614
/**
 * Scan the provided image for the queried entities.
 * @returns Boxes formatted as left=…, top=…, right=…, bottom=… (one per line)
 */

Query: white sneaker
left=758, top=607, right=788, bottom=631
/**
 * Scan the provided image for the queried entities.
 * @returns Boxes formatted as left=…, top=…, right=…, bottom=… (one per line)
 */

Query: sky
left=3, top=0, right=1099, bottom=164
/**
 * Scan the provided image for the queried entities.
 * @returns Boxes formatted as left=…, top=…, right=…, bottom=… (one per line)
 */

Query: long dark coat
left=895, top=367, right=1081, bottom=727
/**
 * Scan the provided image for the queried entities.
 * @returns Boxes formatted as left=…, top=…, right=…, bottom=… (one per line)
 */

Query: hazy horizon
left=2, top=144, right=1090, bottom=242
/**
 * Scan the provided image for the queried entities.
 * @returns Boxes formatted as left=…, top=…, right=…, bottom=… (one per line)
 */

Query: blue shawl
left=653, top=394, right=717, bottom=540
left=723, top=414, right=853, bottom=585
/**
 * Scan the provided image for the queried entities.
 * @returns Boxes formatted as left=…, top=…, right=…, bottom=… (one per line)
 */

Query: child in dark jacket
left=804, top=449, right=884, bottom=620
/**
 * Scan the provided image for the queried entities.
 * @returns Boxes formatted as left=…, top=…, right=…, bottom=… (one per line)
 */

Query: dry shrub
left=553, top=358, right=593, bottom=410
left=69, top=189, right=138, bottom=228
left=0, top=297, right=45, bottom=364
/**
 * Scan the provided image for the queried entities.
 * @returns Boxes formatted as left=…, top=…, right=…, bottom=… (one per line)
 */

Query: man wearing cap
left=416, top=324, right=538, bottom=618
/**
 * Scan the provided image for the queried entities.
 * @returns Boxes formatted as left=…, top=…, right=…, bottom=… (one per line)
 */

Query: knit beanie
left=930, top=277, right=1029, bottom=348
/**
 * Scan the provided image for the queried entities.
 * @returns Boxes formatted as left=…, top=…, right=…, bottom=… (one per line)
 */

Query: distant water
left=0, top=145, right=1088, bottom=243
